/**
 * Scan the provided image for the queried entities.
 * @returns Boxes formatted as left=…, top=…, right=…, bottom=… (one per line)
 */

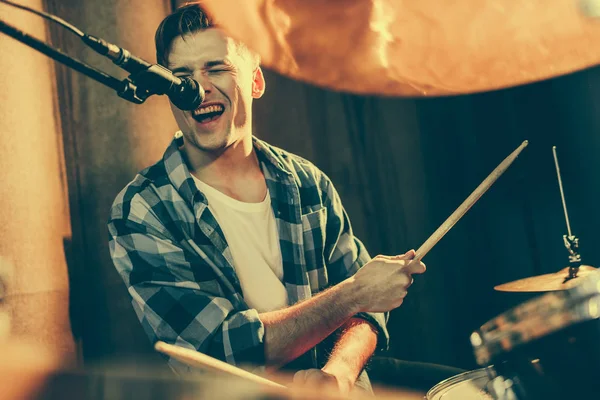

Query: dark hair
left=155, top=2, right=259, bottom=67
left=155, top=3, right=214, bottom=66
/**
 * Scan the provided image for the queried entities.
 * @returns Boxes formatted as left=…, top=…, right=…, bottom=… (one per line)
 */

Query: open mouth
left=192, top=103, right=225, bottom=124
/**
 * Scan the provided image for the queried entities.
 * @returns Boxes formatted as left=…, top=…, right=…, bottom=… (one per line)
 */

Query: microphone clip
left=117, top=64, right=181, bottom=105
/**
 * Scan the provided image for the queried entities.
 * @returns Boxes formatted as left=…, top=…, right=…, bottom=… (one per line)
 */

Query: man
left=108, top=3, right=425, bottom=395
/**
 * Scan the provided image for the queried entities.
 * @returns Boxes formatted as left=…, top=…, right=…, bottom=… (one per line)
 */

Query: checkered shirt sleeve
left=108, top=183, right=265, bottom=372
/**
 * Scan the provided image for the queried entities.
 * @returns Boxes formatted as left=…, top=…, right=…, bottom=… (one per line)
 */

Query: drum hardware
left=552, top=146, right=583, bottom=281
left=470, top=271, right=600, bottom=399
left=495, top=147, right=597, bottom=293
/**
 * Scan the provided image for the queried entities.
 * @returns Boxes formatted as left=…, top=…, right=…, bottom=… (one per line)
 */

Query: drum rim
left=471, top=270, right=600, bottom=365
left=426, top=367, right=491, bottom=399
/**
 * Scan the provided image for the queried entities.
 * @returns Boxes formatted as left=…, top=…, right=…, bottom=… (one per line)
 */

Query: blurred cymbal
left=203, top=0, right=600, bottom=96
left=494, top=265, right=599, bottom=292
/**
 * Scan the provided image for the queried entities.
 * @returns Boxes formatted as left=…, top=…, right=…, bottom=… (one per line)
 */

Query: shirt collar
left=161, top=132, right=293, bottom=206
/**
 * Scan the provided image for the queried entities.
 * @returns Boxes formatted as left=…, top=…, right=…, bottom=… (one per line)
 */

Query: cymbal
left=202, top=0, right=600, bottom=96
left=494, top=265, right=599, bottom=292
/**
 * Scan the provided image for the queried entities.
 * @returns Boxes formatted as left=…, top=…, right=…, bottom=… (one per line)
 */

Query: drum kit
left=1, top=0, right=600, bottom=399
left=429, top=272, right=600, bottom=399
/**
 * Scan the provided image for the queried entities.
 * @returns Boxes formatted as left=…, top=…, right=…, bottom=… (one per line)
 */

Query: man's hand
left=350, top=249, right=426, bottom=312
left=292, top=368, right=353, bottom=396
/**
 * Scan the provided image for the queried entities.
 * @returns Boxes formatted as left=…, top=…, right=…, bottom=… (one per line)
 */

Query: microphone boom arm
left=0, top=18, right=151, bottom=105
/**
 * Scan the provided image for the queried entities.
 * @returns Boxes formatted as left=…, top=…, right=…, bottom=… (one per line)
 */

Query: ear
left=252, top=66, right=266, bottom=99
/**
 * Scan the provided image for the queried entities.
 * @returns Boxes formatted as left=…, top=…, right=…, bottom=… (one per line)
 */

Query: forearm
left=322, top=318, right=378, bottom=386
left=259, top=279, right=361, bottom=367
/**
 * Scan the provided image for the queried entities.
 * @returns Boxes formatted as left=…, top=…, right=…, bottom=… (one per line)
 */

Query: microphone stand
left=0, top=18, right=150, bottom=105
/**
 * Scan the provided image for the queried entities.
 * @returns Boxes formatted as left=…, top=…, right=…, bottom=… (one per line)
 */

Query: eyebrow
left=170, top=60, right=233, bottom=74
left=204, top=60, right=233, bottom=68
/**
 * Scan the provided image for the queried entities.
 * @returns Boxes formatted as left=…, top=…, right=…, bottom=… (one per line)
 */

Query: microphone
left=82, top=34, right=204, bottom=110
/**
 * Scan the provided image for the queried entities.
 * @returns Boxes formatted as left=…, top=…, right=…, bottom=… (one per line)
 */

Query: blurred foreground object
left=0, top=0, right=76, bottom=360
left=0, top=340, right=62, bottom=400
left=0, top=345, right=429, bottom=400
left=203, top=0, right=600, bottom=96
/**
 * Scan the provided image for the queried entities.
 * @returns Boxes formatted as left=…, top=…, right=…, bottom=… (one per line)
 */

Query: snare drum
left=471, top=270, right=600, bottom=400
left=426, top=368, right=493, bottom=399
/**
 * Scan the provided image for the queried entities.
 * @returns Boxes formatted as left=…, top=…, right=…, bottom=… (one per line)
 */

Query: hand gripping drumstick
left=154, top=341, right=286, bottom=389
left=414, top=140, right=529, bottom=262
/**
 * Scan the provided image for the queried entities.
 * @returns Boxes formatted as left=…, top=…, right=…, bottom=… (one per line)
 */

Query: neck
left=184, top=134, right=258, bottom=185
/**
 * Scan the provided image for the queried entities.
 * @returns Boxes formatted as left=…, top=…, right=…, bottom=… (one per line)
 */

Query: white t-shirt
left=192, top=176, right=289, bottom=313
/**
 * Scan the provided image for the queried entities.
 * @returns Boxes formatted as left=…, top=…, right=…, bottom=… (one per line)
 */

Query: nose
left=194, top=72, right=213, bottom=96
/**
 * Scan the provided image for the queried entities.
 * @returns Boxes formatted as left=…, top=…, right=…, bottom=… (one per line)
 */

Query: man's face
left=166, top=28, right=264, bottom=153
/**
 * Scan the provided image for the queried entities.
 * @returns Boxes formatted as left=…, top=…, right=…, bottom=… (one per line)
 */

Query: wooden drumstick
left=154, top=341, right=286, bottom=389
left=414, top=140, right=529, bottom=261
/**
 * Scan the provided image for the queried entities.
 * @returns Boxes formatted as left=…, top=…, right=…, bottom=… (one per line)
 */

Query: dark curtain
left=254, top=67, right=600, bottom=370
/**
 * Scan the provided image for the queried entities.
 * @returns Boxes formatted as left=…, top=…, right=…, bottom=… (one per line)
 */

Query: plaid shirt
left=108, top=132, right=389, bottom=372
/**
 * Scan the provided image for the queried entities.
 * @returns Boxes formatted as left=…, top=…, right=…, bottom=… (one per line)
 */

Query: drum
left=426, top=368, right=493, bottom=399
left=471, top=270, right=600, bottom=400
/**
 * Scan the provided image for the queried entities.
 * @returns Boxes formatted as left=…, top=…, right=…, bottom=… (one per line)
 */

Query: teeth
left=193, top=104, right=224, bottom=116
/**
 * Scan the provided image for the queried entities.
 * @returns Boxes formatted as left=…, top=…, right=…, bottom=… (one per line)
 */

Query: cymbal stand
left=552, top=147, right=582, bottom=280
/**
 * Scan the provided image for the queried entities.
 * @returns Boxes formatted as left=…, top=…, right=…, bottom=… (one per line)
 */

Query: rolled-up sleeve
left=108, top=217, right=266, bottom=372
left=321, top=175, right=390, bottom=352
